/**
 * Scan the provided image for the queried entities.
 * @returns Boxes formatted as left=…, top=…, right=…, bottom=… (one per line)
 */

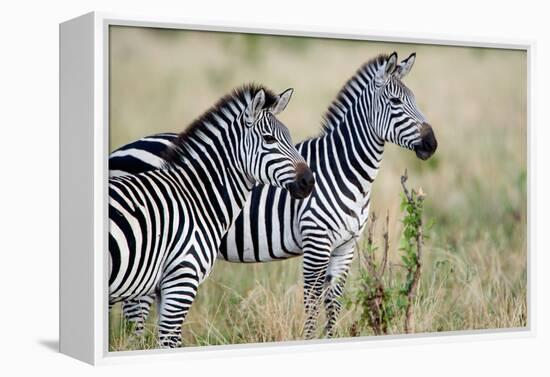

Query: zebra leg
left=157, top=267, right=199, bottom=348
left=122, top=295, right=155, bottom=336
left=302, top=237, right=332, bottom=340
left=323, top=246, right=355, bottom=337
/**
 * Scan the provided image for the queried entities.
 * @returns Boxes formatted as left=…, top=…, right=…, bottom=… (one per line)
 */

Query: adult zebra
left=109, top=84, right=314, bottom=348
left=111, top=53, right=437, bottom=339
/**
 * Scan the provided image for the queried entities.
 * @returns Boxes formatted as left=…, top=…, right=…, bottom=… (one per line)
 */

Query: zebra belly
left=220, top=185, right=302, bottom=263
left=108, top=187, right=190, bottom=303
left=108, top=215, right=169, bottom=303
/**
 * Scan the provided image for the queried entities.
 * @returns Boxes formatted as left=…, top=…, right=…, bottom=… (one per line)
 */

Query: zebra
left=111, top=53, right=437, bottom=339
left=108, top=84, right=314, bottom=347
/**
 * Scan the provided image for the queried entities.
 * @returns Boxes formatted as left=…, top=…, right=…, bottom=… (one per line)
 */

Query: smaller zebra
left=109, top=85, right=314, bottom=347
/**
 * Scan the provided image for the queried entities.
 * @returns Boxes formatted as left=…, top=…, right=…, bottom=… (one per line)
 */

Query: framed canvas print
left=59, top=11, right=532, bottom=365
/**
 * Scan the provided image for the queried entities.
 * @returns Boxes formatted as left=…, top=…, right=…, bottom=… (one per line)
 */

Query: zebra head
left=242, top=87, right=315, bottom=199
left=369, top=52, right=437, bottom=160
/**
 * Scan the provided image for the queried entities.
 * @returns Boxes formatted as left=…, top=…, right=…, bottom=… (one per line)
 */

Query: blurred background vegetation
left=108, top=26, right=527, bottom=350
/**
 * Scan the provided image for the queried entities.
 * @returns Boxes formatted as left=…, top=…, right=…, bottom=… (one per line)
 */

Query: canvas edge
left=59, top=11, right=97, bottom=365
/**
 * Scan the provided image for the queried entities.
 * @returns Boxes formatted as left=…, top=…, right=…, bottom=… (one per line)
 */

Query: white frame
left=59, top=11, right=534, bottom=365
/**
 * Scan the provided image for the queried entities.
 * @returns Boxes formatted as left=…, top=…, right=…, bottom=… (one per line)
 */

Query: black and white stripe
left=109, top=85, right=313, bottom=347
left=109, top=133, right=177, bottom=178
left=113, top=53, right=437, bottom=339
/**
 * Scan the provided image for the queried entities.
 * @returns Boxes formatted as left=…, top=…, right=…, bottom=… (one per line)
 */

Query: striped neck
left=168, top=96, right=256, bottom=234
left=315, top=60, right=386, bottom=197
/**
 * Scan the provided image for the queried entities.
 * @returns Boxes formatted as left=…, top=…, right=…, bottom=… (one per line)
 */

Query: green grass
left=108, top=26, right=527, bottom=351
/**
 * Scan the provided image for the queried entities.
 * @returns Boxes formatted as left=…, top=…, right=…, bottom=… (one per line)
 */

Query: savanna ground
left=108, top=26, right=527, bottom=350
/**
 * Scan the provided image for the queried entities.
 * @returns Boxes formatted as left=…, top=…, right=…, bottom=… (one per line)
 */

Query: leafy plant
left=347, top=170, right=429, bottom=335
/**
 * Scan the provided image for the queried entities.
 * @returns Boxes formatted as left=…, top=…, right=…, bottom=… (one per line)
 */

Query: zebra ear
left=271, top=88, right=294, bottom=115
left=245, top=89, right=266, bottom=125
left=394, top=53, right=416, bottom=80
left=375, top=52, right=398, bottom=86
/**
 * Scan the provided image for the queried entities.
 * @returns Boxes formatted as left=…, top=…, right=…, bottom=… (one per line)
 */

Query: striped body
left=110, top=165, right=230, bottom=302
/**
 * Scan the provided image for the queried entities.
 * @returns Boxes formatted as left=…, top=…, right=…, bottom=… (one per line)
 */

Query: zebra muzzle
left=414, top=123, right=437, bottom=160
left=288, top=163, right=315, bottom=199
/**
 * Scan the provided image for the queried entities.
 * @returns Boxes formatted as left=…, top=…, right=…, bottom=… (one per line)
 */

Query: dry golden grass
left=108, top=26, right=527, bottom=351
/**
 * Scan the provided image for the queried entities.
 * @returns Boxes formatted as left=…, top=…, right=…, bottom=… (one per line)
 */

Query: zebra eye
left=263, top=134, right=277, bottom=144
left=390, top=97, right=403, bottom=105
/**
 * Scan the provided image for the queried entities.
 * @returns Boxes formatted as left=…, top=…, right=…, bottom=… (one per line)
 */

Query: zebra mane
left=163, top=84, right=278, bottom=166
left=320, top=54, right=390, bottom=134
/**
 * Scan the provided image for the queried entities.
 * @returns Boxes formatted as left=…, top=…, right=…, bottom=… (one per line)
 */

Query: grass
left=108, top=27, right=527, bottom=351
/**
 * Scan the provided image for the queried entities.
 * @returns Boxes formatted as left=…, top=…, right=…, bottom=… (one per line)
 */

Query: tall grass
left=108, top=27, right=527, bottom=351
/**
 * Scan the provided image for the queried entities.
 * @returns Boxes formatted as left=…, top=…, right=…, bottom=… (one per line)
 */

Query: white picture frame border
left=59, top=11, right=535, bottom=365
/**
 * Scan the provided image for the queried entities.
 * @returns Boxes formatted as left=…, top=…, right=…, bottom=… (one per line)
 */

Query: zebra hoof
left=159, top=337, right=182, bottom=349
left=134, top=327, right=144, bottom=337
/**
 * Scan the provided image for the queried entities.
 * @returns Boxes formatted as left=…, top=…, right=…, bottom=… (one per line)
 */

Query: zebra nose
left=288, top=163, right=315, bottom=199
left=415, top=123, right=437, bottom=160
left=298, top=167, right=315, bottom=190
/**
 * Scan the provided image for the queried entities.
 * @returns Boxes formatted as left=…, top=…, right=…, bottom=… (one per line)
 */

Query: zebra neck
left=316, top=89, right=385, bottom=199
left=174, top=115, right=255, bottom=235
